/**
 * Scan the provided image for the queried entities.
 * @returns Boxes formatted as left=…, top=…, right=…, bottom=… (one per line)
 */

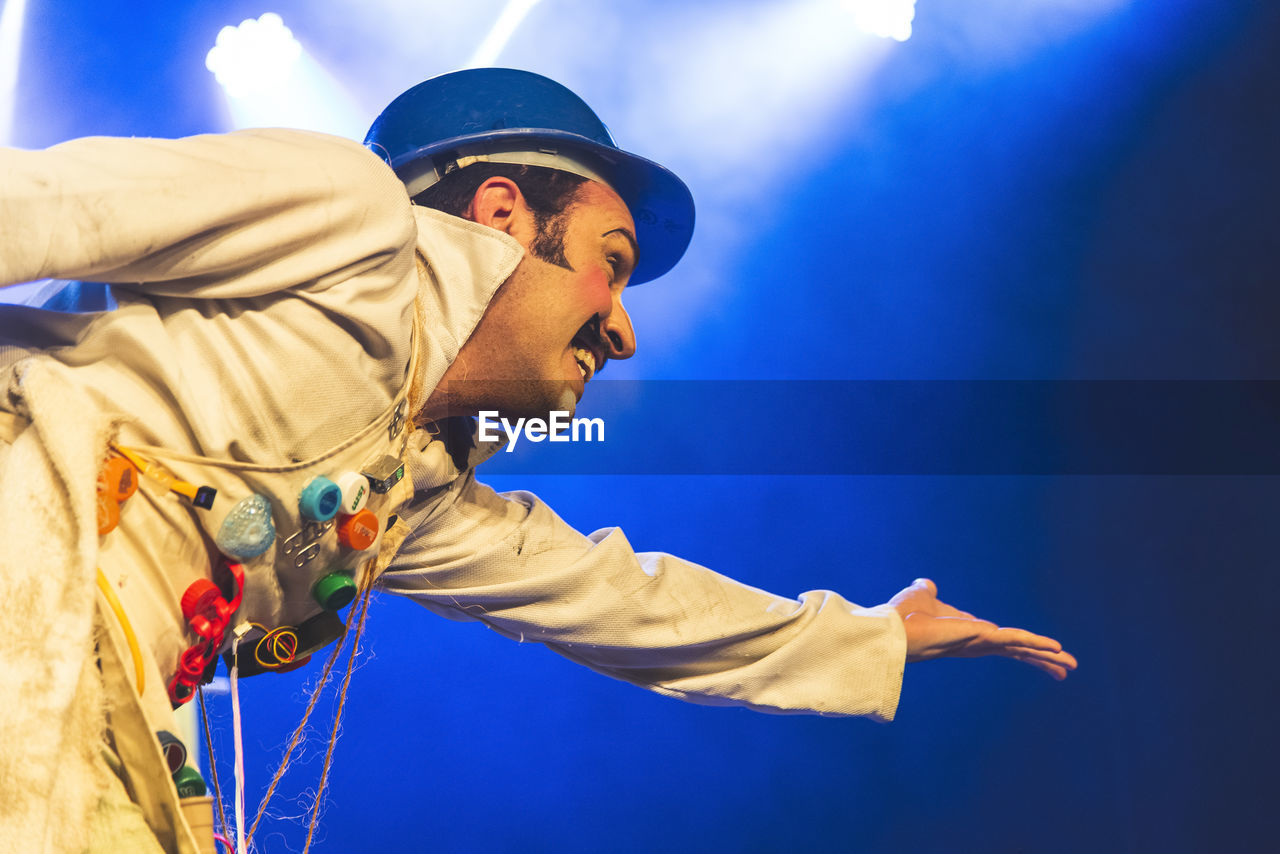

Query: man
left=0, top=68, right=1075, bottom=852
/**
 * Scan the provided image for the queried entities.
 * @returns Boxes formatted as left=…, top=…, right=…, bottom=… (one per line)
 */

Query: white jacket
left=0, top=129, right=905, bottom=851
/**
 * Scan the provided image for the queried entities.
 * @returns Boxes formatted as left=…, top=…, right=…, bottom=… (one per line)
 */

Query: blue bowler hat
left=365, top=68, right=694, bottom=285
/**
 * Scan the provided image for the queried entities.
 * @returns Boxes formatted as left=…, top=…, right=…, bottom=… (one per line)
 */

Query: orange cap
left=97, top=490, right=121, bottom=535
left=336, top=509, right=379, bottom=551
left=99, top=456, right=139, bottom=503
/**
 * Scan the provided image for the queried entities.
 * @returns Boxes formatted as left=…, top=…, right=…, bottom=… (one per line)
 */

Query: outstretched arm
left=0, top=128, right=413, bottom=295
left=888, top=578, right=1077, bottom=680
left=380, top=472, right=907, bottom=720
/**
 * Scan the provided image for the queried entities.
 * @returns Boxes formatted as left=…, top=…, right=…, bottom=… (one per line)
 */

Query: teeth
left=572, top=347, right=596, bottom=381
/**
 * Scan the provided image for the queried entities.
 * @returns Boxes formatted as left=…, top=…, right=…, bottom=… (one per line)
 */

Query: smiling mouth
left=572, top=346, right=597, bottom=382
left=570, top=318, right=605, bottom=383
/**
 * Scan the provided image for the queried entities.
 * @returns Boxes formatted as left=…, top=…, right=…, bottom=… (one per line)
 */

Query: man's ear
left=467, top=177, right=526, bottom=236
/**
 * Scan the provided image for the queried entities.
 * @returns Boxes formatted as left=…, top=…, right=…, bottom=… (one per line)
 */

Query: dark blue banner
left=463, top=381, right=1280, bottom=474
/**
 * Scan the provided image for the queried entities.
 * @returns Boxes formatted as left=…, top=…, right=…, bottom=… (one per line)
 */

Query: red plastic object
left=169, top=561, right=246, bottom=707
left=181, top=579, right=221, bottom=621
left=168, top=672, right=195, bottom=705
left=222, top=562, right=244, bottom=615
left=177, top=646, right=208, bottom=680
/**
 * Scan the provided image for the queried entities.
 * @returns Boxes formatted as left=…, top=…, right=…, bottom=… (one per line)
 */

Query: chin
left=480, top=379, right=578, bottom=421
left=557, top=385, right=580, bottom=413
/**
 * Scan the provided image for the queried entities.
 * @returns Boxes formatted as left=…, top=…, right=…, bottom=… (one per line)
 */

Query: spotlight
left=205, top=12, right=363, bottom=139
left=205, top=13, right=302, bottom=98
left=0, top=0, right=28, bottom=144
left=848, top=0, right=917, bottom=42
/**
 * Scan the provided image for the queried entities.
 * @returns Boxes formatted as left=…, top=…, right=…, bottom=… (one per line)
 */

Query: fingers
left=1014, top=654, right=1069, bottom=680
left=894, top=582, right=1078, bottom=681
left=923, top=620, right=1078, bottom=673
left=988, top=626, right=1064, bottom=653
left=897, top=588, right=1079, bottom=680
left=981, top=628, right=1077, bottom=675
left=1002, top=644, right=1078, bottom=680
left=1010, top=648, right=1077, bottom=680
left=1004, top=645, right=1077, bottom=668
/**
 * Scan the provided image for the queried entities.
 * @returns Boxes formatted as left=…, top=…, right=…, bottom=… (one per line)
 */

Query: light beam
left=466, top=0, right=544, bottom=67
left=0, top=0, right=29, bottom=144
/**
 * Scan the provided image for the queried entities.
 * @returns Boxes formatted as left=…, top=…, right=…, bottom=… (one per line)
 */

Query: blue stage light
left=205, top=13, right=302, bottom=98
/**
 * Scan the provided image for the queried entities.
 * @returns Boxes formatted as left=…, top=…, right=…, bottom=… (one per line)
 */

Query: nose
left=601, top=294, right=636, bottom=360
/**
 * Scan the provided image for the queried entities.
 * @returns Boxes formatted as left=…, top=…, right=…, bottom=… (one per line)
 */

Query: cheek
left=577, top=269, right=612, bottom=313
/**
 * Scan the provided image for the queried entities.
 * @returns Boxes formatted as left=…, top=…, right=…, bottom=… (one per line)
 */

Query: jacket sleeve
left=377, top=472, right=907, bottom=721
left=0, top=128, right=415, bottom=296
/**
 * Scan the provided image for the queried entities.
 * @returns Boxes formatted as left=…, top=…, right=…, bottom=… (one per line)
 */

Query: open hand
left=889, top=578, right=1078, bottom=680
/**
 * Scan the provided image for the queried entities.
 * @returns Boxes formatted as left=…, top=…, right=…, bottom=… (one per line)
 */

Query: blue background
left=7, top=0, right=1278, bottom=850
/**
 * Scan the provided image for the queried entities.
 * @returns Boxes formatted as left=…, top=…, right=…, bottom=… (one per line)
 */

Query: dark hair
left=412, top=162, right=587, bottom=268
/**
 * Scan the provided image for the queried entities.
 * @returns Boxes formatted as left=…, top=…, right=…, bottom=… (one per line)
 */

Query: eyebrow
left=602, top=228, right=640, bottom=270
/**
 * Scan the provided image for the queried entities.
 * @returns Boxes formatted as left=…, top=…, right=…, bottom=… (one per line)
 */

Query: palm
left=889, top=579, right=1077, bottom=680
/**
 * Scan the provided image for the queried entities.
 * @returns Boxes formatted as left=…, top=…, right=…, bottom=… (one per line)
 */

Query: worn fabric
left=1, top=128, right=905, bottom=851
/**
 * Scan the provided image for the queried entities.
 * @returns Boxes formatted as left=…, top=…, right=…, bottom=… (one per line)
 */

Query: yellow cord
left=96, top=568, right=145, bottom=696
left=248, top=622, right=300, bottom=669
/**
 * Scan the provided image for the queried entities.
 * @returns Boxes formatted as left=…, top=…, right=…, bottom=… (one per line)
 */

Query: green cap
left=172, top=765, right=207, bottom=798
left=312, top=571, right=357, bottom=611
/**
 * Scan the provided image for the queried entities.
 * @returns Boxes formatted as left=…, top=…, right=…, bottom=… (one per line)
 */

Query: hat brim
left=389, top=128, right=694, bottom=285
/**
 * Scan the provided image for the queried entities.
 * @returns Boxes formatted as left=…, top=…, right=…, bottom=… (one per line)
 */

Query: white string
left=231, top=632, right=247, bottom=854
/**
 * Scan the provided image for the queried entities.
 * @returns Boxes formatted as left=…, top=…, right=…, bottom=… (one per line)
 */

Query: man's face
left=435, top=180, right=639, bottom=419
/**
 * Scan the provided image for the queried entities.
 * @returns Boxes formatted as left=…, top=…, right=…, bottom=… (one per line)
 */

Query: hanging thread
left=245, top=575, right=373, bottom=847
left=198, top=687, right=231, bottom=845
left=303, top=576, right=375, bottom=853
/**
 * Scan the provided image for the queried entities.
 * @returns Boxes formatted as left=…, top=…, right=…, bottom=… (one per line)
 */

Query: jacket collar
left=409, top=205, right=524, bottom=409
